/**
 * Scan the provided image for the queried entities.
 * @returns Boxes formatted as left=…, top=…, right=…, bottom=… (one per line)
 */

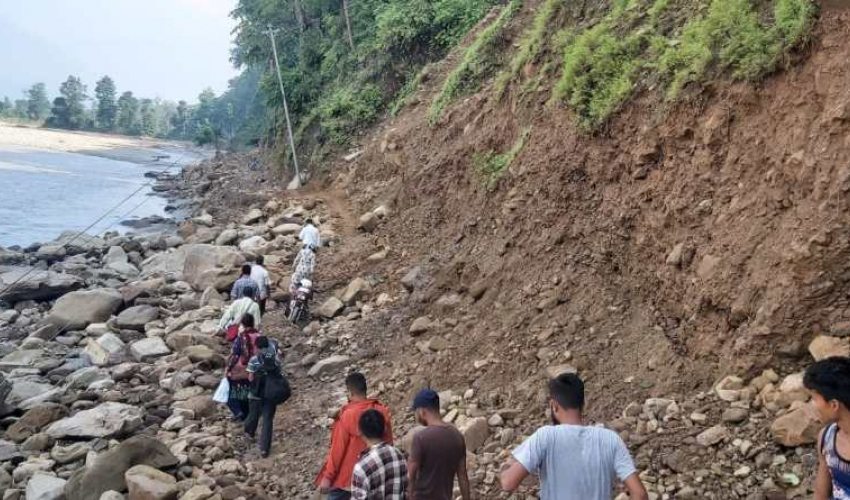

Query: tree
left=170, top=100, right=191, bottom=139
left=94, top=76, right=118, bottom=131
left=51, top=76, right=88, bottom=129
left=139, top=98, right=156, bottom=136
left=117, top=91, right=140, bottom=134
left=26, top=83, right=50, bottom=121
left=0, top=96, right=11, bottom=116
left=13, top=99, right=28, bottom=119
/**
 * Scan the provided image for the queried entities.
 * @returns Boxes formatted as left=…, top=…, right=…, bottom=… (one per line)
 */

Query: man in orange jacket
left=317, top=372, right=394, bottom=500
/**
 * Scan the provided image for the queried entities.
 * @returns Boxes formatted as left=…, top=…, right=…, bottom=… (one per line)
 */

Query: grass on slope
left=429, top=0, right=523, bottom=123
left=474, top=127, right=532, bottom=189
left=492, top=0, right=818, bottom=130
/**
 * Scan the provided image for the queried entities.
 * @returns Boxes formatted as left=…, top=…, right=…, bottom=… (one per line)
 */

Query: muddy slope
left=327, top=7, right=850, bottom=401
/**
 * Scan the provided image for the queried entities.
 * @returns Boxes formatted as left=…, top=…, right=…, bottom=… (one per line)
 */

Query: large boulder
left=459, top=417, right=490, bottom=452
left=308, top=355, right=351, bottom=377
left=84, top=333, right=127, bottom=366
left=270, top=223, right=301, bottom=236
left=316, top=297, right=345, bottom=319
left=46, top=402, right=143, bottom=439
left=0, top=349, right=44, bottom=372
left=129, top=338, right=171, bottom=362
left=140, top=248, right=190, bottom=280
left=116, top=306, right=159, bottom=331
left=808, top=335, right=850, bottom=361
left=64, top=436, right=178, bottom=500
left=125, top=465, right=177, bottom=500
left=0, top=266, right=83, bottom=302
left=771, top=402, right=821, bottom=446
left=165, top=331, right=216, bottom=352
left=215, top=229, right=238, bottom=246
left=7, top=378, right=58, bottom=409
left=42, top=289, right=124, bottom=331
left=181, top=245, right=245, bottom=291
left=341, top=278, right=371, bottom=306
left=238, top=236, right=271, bottom=255
left=6, top=402, right=68, bottom=443
left=105, top=247, right=139, bottom=276
left=26, top=473, right=67, bottom=500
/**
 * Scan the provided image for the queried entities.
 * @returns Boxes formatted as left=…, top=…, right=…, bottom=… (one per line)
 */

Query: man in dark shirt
left=408, top=389, right=472, bottom=500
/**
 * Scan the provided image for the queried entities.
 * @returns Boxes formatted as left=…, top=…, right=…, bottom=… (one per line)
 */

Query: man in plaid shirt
left=351, top=409, right=408, bottom=500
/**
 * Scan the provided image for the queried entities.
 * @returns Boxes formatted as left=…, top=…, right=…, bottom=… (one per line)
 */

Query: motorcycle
left=287, top=279, right=313, bottom=325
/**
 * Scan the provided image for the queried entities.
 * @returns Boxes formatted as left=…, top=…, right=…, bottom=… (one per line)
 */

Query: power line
left=0, top=152, right=189, bottom=301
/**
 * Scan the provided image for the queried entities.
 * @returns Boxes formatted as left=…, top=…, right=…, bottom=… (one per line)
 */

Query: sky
left=0, top=0, right=240, bottom=104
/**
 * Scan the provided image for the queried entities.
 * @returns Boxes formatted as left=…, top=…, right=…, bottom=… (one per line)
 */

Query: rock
left=0, top=266, right=83, bottom=302
left=358, top=213, right=379, bottom=233
left=696, top=254, right=720, bottom=279
left=7, top=379, right=59, bottom=409
left=214, top=229, right=238, bottom=246
left=242, top=209, right=264, bottom=225
left=341, top=278, right=371, bottom=305
left=408, top=317, right=432, bottom=336
left=808, top=335, right=850, bottom=361
left=100, top=493, right=124, bottom=500
left=0, top=468, right=11, bottom=494
left=0, top=350, right=44, bottom=373
left=25, top=473, right=66, bottom=500
left=36, top=245, right=66, bottom=263
left=0, top=438, right=22, bottom=461
left=460, top=417, right=490, bottom=452
left=129, top=337, right=171, bottom=362
left=191, top=212, right=213, bottom=227
left=116, top=306, right=159, bottom=331
left=270, top=224, right=301, bottom=236
left=545, top=364, right=578, bottom=379
left=171, top=396, right=215, bottom=419
left=198, top=287, right=224, bottom=308
left=51, top=442, right=89, bottom=464
left=42, top=289, right=124, bottom=331
left=85, top=333, right=127, bottom=366
left=308, top=355, right=351, bottom=377
left=66, top=367, right=111, bottom=390
left=165, top=331, right=217, bottom=352
left=125, top=465, right=177, bottom=500
left=6, top=403, right=68, bottom=442
left=182, top=345, right=220, bottom=365
left=237, top=236, right=270, bottom=255
left=771, top=402, right=821, bottom=446
left=64, top=436, right=178, bottom=500
left=316, top=297, right=344, bottom=319
left=696, top=425, right=729, bottom=447
left=426, top=337, right=449, bottom=352
left=715, top=375, right=745, bottom=402
left=179, top=486, right=212, bottom=500
left=46, top=402, right=143, bottom=439
left=435, top=293, right=462, bottom=312
left=722, top=408, right=749, bottom=424
left=85, top=323, right=111, bottom=337
left=183, top=245, right=245, bottom=292
left=401, top=267, right=423, bottom=292
left=666, top=243, right=685, bottom=267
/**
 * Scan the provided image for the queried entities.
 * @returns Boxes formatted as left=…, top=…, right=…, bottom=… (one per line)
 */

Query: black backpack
left=259, top=352, right=291, bottom=405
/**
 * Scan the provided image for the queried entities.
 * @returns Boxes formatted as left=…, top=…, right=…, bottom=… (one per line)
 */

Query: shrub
left=318, top=84, right=383, bottom=144
left=494, top=0, right=562, bottom=96
left=475, top=127, right=532, bottom=188
left=553, top=24, right=644, bottom=129
left=429, top=0, right=522, bottom=122
left=773, top=0, right=818, bottom=48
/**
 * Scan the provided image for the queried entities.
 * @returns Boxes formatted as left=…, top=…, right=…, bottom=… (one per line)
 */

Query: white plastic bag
left=213, top=378, right=230, bottom=404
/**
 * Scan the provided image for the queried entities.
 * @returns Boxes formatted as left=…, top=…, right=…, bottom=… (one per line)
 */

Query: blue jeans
left=328, top=489, right=351, bottom=500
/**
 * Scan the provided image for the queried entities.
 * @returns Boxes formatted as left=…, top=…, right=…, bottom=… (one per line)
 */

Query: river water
left=0, top=145, right=196, bottom=248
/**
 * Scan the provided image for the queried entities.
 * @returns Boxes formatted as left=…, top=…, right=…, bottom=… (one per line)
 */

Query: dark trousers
left=258, top=298, right=267, bottom=315
left=227, top=399, right=249, bottom=419
left=244, top=398, right=277, bottom=454
left=327, top=490, right=351, bottom=500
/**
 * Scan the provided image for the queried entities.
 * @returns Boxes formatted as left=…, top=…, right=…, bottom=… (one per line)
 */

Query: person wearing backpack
left=245, top=335, right=289, bottom=457
left=225, top=314, right=260, bottom=421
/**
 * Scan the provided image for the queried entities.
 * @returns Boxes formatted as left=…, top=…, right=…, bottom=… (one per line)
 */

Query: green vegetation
left=474, top=127, right=532, bottom=189
left=317, top=84, right=383, bottom=144
left=521, top=0, right=820, bottom=128
left=230, top=0, right=505, bottom=153
left=494, top=0, right=562, bottom=97
left=429, top=0, right=522, bottom=123
left=389, top=66, right=431, bottom=117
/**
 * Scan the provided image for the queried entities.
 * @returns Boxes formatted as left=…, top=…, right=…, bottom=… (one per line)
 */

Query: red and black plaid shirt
left=351, top=443, right=408, bottom=500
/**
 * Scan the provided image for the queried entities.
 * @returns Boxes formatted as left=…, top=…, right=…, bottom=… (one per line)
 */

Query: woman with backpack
left=225, top=314, right=260, bottom=421
left=245, top=335, right=290, bottom=457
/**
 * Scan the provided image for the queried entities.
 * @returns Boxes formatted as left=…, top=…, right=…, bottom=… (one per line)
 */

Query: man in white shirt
left=217, top=295, right=262, bottom=333
left=251, top=255, right=272, bottom=314
left=299, top=218, right=321, bottom=250
left=500, top=373, right=648, bottom=500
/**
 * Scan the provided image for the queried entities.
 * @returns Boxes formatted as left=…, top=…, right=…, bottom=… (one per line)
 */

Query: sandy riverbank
left=0, top=121, right=209, bottom=165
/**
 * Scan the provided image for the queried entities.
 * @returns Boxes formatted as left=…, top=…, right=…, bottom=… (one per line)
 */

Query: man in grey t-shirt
left=500, top=373, right=648, bottom=500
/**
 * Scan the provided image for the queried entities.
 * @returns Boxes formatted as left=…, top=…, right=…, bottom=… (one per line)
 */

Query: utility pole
left=265, top=25, right=302, bottom=189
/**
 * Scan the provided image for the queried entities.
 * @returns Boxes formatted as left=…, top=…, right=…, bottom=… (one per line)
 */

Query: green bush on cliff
left=318, top=85, right=383, bottom=144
